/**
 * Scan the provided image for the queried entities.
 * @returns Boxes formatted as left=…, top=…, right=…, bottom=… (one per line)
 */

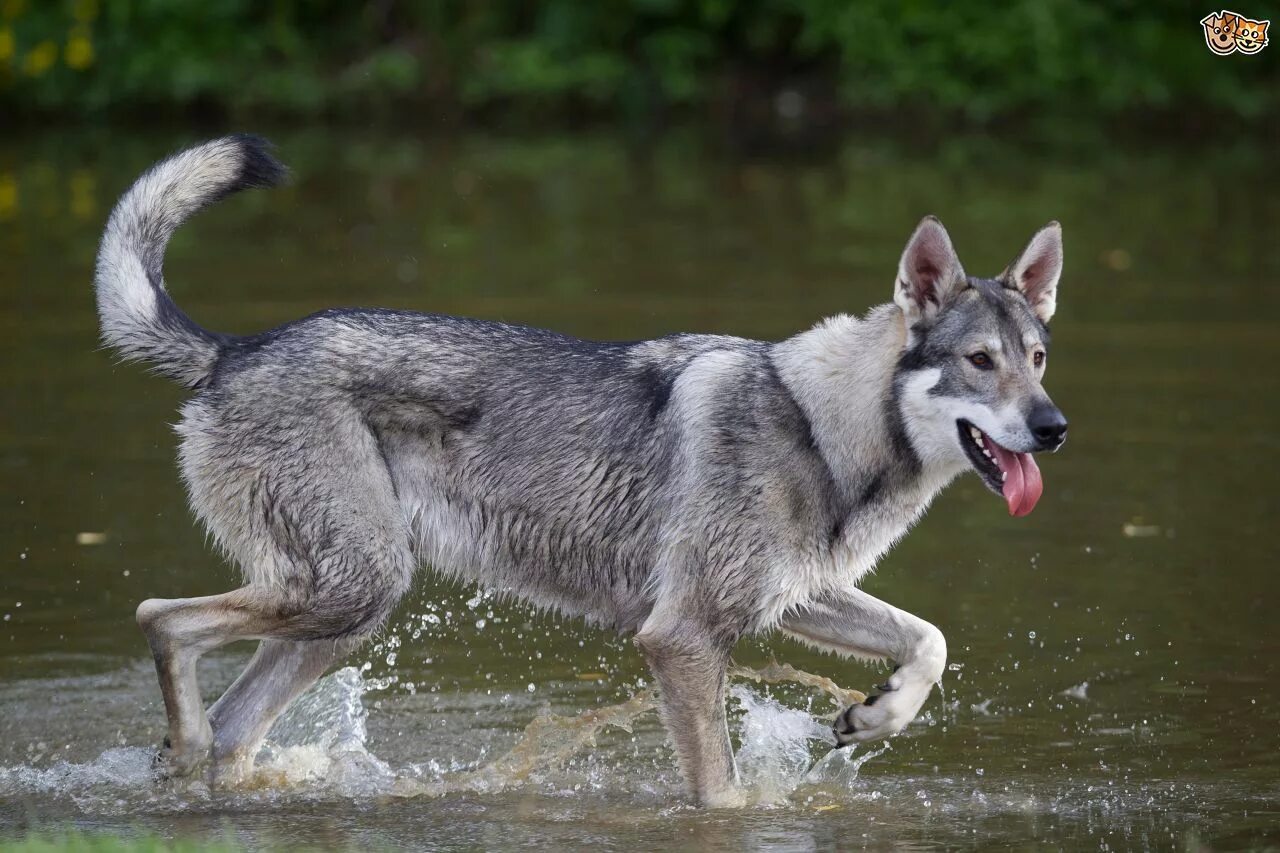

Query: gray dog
left=96, top=136, right=1067, bottom=807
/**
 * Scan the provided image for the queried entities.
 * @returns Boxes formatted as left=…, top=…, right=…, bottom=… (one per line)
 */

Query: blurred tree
left=0, top=0, right=1274, bottom=125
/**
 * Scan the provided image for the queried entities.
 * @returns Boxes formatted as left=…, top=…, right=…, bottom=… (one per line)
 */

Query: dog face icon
left=1201, top=11, right=1239, bottom=54
left=1234, top=15, right=1269, bottom=52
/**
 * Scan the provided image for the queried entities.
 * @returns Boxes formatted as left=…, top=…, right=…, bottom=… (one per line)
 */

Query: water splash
left=0, top=667, right=398, bottom=812
left=0, top=661, right=885, bottom=811
left=803, top=740, right=892, bottom=790
left=0, top=746, right=156, bottom=799
left=391, top=689, right=658, bottom=798
left=728, top=660, right=865, bottom=713
left=393, top=660, right=872, bottom=803
left=1061, top=681, right=1090, bottom=701
left=731, top=685, right=832, bottom=804
left=247, top=666, right=395, bottom=793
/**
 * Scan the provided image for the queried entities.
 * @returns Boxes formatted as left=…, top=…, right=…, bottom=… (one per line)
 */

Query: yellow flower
left=22, top=39, right=57, bottom=77
left=0, top=28, right=13, bottom=63
left=65, top=32, right=92, bottom=69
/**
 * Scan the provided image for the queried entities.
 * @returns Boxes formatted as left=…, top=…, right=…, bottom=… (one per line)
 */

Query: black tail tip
left=228, top=133, right=288, bottom=191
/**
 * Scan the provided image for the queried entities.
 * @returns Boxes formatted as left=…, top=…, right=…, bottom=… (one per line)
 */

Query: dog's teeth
left=1001, top=471, right=1007, bottom=481
left=969, top=426, right=981, bottom=440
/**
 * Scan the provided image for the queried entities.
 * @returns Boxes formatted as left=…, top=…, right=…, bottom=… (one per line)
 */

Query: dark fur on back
left=191, top=308, right=844, bottom=636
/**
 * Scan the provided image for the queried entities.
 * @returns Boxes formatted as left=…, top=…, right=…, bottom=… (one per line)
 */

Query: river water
left=0, top=128, right=1276, bottom=849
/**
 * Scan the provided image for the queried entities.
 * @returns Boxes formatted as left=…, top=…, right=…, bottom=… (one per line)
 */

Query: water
left=1, top=127, right=1278, bottom=849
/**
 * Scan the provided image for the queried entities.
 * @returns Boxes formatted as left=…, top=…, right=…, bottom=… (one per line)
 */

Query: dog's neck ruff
left=772, top=305, right=960, bottom=496
left=758, top=306, right=966, bottom=626
left=778, top=310, right=972, bottom=502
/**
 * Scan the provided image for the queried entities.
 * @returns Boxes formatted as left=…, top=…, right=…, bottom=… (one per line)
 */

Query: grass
left=0, top=832, right=243, bottom=853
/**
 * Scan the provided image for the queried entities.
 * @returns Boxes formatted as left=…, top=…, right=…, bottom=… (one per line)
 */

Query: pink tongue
left=987, top=441, right=1044, bottom=517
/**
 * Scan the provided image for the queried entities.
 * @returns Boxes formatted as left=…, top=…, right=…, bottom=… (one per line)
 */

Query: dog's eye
left=1033, top=351, right=1046, bottom=368
left=967, top=352, right=993, bottom=369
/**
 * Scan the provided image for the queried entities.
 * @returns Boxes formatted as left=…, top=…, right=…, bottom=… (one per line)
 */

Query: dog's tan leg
left=206, top=637, right=358, bottom=776
left=135, top=587, right=294, bottom=777
left=635, top=615, right=742, bottom=808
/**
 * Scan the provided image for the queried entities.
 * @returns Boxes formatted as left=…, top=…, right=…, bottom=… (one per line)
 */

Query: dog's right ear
left=894, top=216, right=966, bottom=328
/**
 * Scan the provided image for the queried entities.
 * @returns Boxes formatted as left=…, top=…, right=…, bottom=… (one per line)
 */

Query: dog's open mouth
left=956, top=420, right=1044, bottom=517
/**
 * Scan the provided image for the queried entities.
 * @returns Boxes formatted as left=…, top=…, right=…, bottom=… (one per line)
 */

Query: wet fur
left=98, top=137, right=1065, bottom=805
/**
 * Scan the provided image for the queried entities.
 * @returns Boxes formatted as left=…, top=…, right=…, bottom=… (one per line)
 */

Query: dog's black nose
left=1027, top=405, right=1068, bottom=449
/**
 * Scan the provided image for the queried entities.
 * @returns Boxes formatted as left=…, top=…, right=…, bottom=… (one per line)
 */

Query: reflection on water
left=0, top=127, right=1277, bottom=849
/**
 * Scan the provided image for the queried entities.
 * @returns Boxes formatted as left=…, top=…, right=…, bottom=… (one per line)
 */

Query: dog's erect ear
left=894, top=216, right=966, bottom=327
left=1002, top=221, right=1062, bottom=324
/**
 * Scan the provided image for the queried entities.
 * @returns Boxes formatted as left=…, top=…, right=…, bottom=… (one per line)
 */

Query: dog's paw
left=833, top=693, right=909, bottom=745
left=699, top=785, right=750, bottom=809
left=152, top=725, right=213, bottom=778
left=832, top=670, right=930, bottom=746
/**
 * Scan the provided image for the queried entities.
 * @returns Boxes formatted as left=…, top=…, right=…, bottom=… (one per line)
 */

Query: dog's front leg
left=635, top=609, right=743, bottom=808
left=780, top=589, right=947, bottom=745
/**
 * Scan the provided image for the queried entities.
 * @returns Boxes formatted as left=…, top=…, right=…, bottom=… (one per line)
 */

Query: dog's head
left=892, top=217, right=1066, bottom=516
left=1202, top=12, right=1240, bottom=54
left=1234, top=15, right=1269, bottom=53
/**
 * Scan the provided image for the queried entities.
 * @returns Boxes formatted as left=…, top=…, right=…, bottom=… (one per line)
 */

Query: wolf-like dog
left=96, top=136, right=1067, bottom=807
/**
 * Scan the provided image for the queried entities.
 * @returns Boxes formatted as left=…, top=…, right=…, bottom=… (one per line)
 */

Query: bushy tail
left=94, top=135, right=286, bottom=387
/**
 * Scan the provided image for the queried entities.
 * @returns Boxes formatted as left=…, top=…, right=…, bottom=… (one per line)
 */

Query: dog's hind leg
left=149, top=403, right=414, bottom=777
left=137, top=514, right=413, bottom=776
left=138, top=565, right=406, bottom=778
left=205, top=637, right=359, bottom=776
left=635, top=603, right=743, bottom=808
left=136, top=586, right=303, bottom=776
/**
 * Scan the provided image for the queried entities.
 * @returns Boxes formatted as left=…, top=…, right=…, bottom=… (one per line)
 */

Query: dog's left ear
left=1002, top=221, right=1062, bottom=324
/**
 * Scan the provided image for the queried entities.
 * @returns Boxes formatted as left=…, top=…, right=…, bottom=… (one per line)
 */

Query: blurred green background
left=1, top=0, right=1277, bottom=128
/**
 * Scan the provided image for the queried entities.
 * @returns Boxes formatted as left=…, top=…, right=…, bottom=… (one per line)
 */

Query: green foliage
left=0, top=0, right=1275, bottom=122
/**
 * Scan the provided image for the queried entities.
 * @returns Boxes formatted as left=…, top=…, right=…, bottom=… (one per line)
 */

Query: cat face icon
left=1234, top=15, right=1270, bottom=52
